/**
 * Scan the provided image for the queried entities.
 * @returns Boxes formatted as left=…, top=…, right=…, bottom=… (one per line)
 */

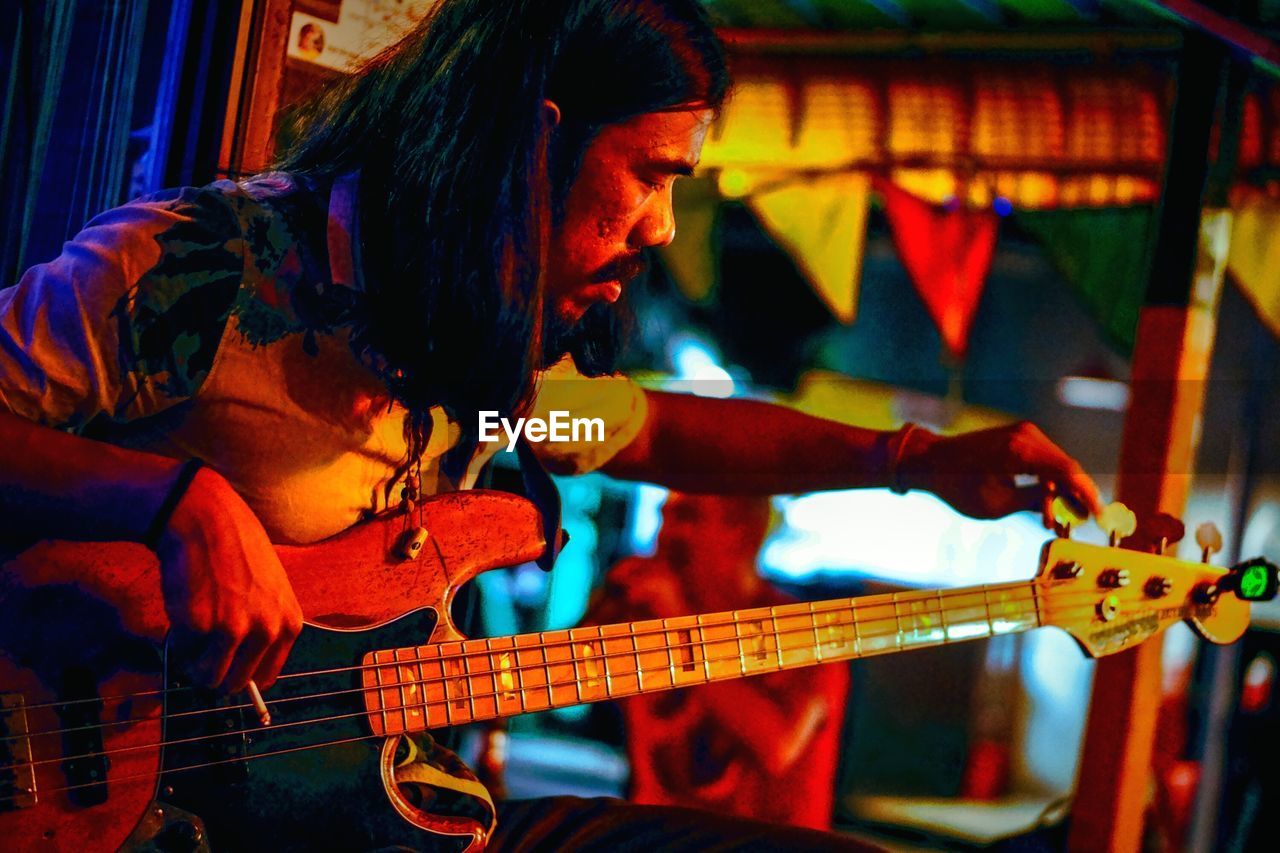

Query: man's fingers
left=172, top=625, right=238, bottom=690
left=223, top=627, right=273, bottom=695
left=253, top=624, right=301, bottom=690
left=1014, top=430, right=1104, bottom=518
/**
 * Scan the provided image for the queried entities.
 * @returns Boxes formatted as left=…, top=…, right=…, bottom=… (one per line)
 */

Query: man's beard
left=541, top=293, right=630, bottom=376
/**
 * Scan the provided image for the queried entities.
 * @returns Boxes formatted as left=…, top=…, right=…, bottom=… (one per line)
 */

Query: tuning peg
left=1050, top=494, right=1088, bottom=538
left=1098, top=501, right=1137, bottom=547
left=1122, top=512, right=1185, bottom=554
left=1195, top=522, right=1224, bottom=563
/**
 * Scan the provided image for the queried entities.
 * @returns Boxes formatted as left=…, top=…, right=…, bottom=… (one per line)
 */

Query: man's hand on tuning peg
left=896, top=421, right=1103, bottom=525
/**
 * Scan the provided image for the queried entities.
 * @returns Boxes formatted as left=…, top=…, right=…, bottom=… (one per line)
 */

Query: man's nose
left=632, top=186, right=676, bottom=249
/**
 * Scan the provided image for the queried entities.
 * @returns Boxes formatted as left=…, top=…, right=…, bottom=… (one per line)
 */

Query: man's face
left=545, top=108, right=713, bottom=324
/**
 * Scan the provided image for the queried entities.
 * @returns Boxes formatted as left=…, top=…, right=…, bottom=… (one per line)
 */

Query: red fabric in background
left=878, top=180, right=998, bottom=360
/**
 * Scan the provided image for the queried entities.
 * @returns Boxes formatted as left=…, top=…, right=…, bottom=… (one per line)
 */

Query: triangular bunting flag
left=658, top=177, right=720, bottom=303
left=1015, top=207, right=1152, bottom=355
left=1227, top=192, right=1280, bottom=338
left=879, top=180, right=998, bottom=360
left=745, top=172, right=871, bottom=324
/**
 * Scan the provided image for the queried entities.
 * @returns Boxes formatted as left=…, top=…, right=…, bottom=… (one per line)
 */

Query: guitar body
left=158, top=609, right=458, bottom=852
left=0, top=490, right=548, bottom=852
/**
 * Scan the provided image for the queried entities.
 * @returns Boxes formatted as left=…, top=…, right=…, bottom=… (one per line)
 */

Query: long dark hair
left=276, top=0, right=729, bottom=456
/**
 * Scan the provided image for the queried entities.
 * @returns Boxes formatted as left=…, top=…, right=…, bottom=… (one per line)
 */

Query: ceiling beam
left=781, top=0, right=825, bottom=26
left=1059, top=0, right=1102, bottom=21
left=1131, top=0, right=1280, bottom=71
left=717, top=27, right=1180, bottom=56
left=954, top=0, right=1006, bottom=24
left=862, top=0, right=913, bottom=27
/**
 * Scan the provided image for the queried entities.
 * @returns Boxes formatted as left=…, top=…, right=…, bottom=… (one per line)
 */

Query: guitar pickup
left=55, top=668, right=109, bottom=807
left=0, top=692, right=37, bottom=811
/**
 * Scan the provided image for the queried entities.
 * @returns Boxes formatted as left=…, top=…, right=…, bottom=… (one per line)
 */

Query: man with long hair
left=0, top=0, right=1100, bottom=848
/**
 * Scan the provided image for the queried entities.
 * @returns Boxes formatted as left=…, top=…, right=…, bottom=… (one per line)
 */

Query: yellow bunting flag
left=658, top=177, right=720, bottom=303
left=1227, top=193, right=1280, bottom=337
left=745, top=172, right=872, bottom=325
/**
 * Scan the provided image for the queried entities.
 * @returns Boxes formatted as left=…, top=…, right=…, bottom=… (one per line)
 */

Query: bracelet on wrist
left=887, top=422, right=920, bottom=495
left=143, top=458, right=204, bottom=551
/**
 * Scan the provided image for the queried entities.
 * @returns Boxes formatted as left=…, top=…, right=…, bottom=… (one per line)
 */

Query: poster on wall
left=287, top=0, right=436, bottom=72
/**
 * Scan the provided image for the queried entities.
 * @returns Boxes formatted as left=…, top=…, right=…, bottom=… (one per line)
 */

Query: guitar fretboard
left=361, top=580, right=1043, bottom=736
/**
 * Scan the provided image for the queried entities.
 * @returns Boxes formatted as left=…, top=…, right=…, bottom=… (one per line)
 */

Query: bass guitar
left=1, top=490, right=1274, bottom=851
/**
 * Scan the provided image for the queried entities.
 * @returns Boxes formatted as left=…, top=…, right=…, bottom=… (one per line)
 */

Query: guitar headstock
left=1034, top=535, right=1275, bottom=659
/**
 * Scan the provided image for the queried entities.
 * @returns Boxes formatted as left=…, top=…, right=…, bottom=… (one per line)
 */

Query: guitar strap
left=516, top=438, right=564, bottom=571
left=326, top=170, right=564, bottom=574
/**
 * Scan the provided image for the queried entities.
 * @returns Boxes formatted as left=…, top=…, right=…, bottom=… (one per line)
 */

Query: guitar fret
left=598, top=626, right=614, bottom=696
left=808, top=602, right=824, bottom=662
left=631, top=629, right=645, bottom=691
left=893, top=594, right=905, bottom=650
left=697, top=615, right=712, bottom=682
left=769, top=607, right=783, bottom=670
left=394, top=646, right=412, bottom=734
left=633, top=618, right=672, bottom=691
left=441, top=642, right=469, bottom=726
left=598, top=623, right=639, bottom=698
left=543, top=630, right=576, bottom=708
left=851, top=598, right=862, bottom=657
left=487, top=636, right=520, bottom=717
left=411, top=646, right=428, bottom=727
left=416, top=646, right=444, bottom=728
left=665, top=614, right=686, bottom=681
left=372, top=650, right=387, bottom=734
left=936, top=590, right=949, bottom=644
left=513, top=632, right=549, bottom=712
left=569, top=625, right=606, bottom=702
left=982, top=585, right=995, bottom=637
left=733, top=613, right=747, bottom=676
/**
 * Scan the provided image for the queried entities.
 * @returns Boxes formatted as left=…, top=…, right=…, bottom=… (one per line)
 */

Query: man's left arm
left=602, top=390, right=1103, bottom=522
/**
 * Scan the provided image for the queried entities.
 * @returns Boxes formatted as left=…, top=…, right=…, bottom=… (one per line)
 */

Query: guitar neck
left=363, top=579, right=1044, bottom=736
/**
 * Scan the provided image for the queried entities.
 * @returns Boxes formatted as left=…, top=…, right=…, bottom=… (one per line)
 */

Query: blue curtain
left=1, top=0, right=163, bottom=281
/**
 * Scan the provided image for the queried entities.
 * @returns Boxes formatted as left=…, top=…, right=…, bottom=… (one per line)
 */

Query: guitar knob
left=1196, top=522, right=1224, bottom=562
left=1097, top=595, right=1120, bottom=622
left=1098, top=502, right=1137, bottom=547
left=154, top=819, right=204, bottom=853
left=1144, top=576, right=1173, bottom=598
left=1099, top=568, right=1130, bottom=588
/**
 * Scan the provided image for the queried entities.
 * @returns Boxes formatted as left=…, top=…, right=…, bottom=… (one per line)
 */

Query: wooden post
left=1067, top=31, right=1235, bottom=853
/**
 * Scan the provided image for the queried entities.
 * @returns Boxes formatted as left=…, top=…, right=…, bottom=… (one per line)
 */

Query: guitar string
left=6, top=574, right=1154, bottom=715
left=0, top=598, right=1200, bottom=806
left=0, top=583, right=1200, bottom=746
left=2, top=580, right=1045, bottom=713
left=2, top=580, right=1122, bottom=740
left=2, top=593, right=1187, bottom=782
left=2, top=591, right=1051, bottom=755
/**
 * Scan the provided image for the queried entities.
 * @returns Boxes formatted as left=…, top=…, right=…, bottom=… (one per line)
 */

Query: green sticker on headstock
left=1239, top=563, right=1272, bottom=601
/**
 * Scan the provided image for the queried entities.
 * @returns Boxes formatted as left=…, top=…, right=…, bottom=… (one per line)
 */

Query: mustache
left=589, top=252, right=648, bottom=284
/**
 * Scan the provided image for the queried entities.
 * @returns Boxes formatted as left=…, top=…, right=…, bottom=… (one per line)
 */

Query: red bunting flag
left=878, top=179, right=999, bottom=360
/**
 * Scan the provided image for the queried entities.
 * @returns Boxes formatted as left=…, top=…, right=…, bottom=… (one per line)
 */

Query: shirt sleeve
left=523, top=355, right=649, bottom=475
left=0, top=186, right=245, bottom=430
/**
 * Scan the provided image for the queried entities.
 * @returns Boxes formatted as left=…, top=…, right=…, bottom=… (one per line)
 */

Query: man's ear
left=542, top=99, right=562, bottom=127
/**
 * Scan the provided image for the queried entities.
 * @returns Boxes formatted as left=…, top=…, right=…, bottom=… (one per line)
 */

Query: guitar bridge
left=0, top=692, right=37, bottom=811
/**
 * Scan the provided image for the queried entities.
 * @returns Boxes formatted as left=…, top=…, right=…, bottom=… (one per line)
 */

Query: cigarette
left=247, top=680, right=272, bottom=726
